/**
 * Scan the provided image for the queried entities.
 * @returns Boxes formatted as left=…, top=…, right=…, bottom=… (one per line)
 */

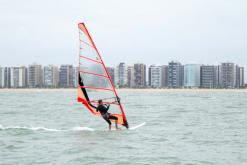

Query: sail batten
left=79, top=70, right=109, bottom=78
left=79, top=55, right=102, bottom=64
left=79, top=86, right=114, bottom=91
left=77, top=23, right=129, bottom=128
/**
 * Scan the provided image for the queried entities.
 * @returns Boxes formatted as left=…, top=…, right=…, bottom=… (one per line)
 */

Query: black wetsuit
left=96, top=104, right=118, bottom=125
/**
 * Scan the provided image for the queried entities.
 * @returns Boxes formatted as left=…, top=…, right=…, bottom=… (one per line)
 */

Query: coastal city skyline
left=0, top=61, right=245, bottom=89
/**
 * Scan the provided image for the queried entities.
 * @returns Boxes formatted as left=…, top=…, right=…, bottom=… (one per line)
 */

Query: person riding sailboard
left=96, top=100, right=119, bottom=130
left=77, top=22, right=129, bottom=129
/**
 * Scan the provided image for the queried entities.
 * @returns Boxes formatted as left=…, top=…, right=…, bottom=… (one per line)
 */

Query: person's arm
left=107, top=104, right=110, bottom=110
left=90, top=103, right=97, bottom=109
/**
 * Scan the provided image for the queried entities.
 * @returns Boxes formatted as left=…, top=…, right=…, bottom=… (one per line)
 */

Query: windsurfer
left=96, top=100, right=119, bottom=130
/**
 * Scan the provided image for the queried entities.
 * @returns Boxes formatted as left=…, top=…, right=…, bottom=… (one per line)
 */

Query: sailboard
left=77, top=23, right=129, bottom=129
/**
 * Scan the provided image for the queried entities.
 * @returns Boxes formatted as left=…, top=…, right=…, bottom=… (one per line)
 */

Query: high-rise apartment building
left=219, top=63, right=235, bottom=88
left=235, top=66, right=245, bottom=88
left=73, top=66, right=79, bottom=88
left=9, top=66, right=27, bottom=88
left=239, top=67, right=244, bottom=88
left=28, top=64, right=43, bottom=88
left=235, top=65, right=240, bottom=88
left=4, top=67, right=11, bottom=88
left=127, top=66, right=134, bottom=88
left=114, top=63, right=127, bottom=87
left=10, top=67, right=18, bottom=88
left=133, top=63, right=146, bottom=88
left=168, top=61, right=184, bottom=88
left=19, top=66, right=28, bottom=88
left=44, top=65, right=59, bottom=88
left=161, top=65, right=169, bottom=88
left=184, top=64, right=201, bottom=88
left=200, top=65, right=219, bottom=88
left=149, top=65, right=162, bottom=88
left=0, top=66, right=4, bottom=88
left=59, top=65, right=73, bottom=88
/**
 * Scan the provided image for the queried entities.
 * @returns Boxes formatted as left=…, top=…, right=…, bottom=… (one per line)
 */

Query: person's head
left=98, top=100, right=103, bottom=105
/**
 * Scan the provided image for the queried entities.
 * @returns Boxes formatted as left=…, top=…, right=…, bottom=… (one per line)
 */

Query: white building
left=239, top=67, right=244, bottom=88
left=18, top=66, right=27, bottom=88
left=127, top=66, right=134, bottom=88
left=9, top=66, right=27, bottom=88
left=73, top=66, right=79, bottom=88
left=149, top=65, right=162, bottom=88
left=0, top=66, right=4, bottom=88
left=44, top=65, right=59, bottom=88
left=114, top=62, right=127, bottom=87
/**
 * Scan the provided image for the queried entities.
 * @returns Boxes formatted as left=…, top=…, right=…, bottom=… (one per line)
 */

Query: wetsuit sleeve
left=96, top=106, right=99, bottom=112
left=91, top=104, right=97, bottom=109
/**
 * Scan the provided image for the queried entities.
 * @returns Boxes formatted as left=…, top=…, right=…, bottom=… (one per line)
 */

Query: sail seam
left=79, top=56, right=102, bottom=64
left=79, top=70, right=109, bottom=78
left=79, top=86, right=114, bottom=91
left=79, top=39, right=94, bottom=48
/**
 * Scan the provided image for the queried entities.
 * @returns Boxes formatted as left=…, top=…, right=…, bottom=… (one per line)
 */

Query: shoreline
left=0, top=88, right=247, bottom=92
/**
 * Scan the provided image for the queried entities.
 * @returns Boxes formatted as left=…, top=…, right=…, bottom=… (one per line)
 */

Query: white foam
left=0, top=125, right=94, bottom=132
left=30, top=127, right=62, bottom=132
left=71, top=127, right=95, bottom=131
left=0, top=125, right=62, bottom=132
left=129, top=122, right=146, bottom=130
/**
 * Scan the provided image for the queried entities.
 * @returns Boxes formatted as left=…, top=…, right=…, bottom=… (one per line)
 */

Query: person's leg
left=105, top=118, right=112, bottom=130
left=103, top=114, right=112, bottom=130
left=109, top=115, right=119, bottom=129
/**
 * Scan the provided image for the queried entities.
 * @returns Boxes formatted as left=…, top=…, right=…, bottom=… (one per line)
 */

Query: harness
left=102, top=112, right=110, bottom=120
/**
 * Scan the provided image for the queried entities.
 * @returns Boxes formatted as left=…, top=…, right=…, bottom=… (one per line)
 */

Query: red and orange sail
left=77, top=23, right=129, bottom=128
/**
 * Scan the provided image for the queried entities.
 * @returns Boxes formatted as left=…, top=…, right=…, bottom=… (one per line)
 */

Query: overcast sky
left=1, top=0, right=247, bottom=70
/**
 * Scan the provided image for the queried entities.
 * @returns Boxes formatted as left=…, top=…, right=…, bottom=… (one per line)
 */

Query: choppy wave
left=0, top=124, right=95, bottom=132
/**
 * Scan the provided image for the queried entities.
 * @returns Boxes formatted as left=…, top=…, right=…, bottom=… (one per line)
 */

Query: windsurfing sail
left=77, top=23, right=129, bottom=128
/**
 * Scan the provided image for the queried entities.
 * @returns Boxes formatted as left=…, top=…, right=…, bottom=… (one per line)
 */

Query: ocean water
left=0, top=89, right=247, bottom=165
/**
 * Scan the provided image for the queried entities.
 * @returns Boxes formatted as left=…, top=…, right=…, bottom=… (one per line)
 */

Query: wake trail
left=0, top=124, right=95, bottom=132
left=0, top=123, right=145, bottom=132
